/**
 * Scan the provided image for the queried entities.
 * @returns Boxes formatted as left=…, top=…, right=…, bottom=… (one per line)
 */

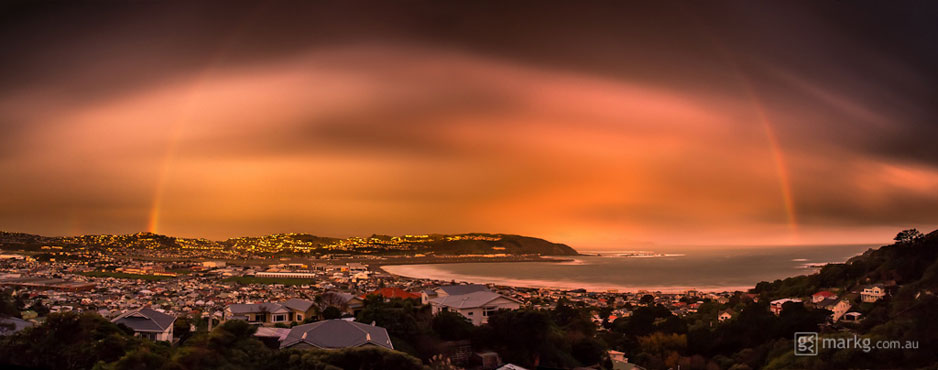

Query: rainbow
left=146, top=123, right=182, bottom=234
left=146, top=14, right=258, bottom=233
left=746, top=87, right=799, bottom=236
left=676, top=11, right=800, bottom=239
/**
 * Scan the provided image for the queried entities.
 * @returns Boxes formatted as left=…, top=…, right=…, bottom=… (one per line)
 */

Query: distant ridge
left=0, top=231, right=579, bottom=256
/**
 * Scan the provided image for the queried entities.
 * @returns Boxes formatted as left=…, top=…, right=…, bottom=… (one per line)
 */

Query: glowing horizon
left=2, top=2, right=937, bottom=249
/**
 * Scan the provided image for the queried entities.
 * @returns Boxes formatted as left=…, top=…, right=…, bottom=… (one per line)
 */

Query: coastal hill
left=0, top=231, right=579, bottom=257
left=752, top=228, right=938, bottom=300
left=742, top=228, right=938, bottom=368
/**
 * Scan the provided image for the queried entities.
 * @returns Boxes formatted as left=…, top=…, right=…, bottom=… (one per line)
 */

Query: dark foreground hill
left=0, top=231, right=579, bottom=256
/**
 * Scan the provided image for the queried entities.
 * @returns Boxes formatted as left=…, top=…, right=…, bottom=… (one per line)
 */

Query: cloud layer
left=1, top=1, right=936, bottom=247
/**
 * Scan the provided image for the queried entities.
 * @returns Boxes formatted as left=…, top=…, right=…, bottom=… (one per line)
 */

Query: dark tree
left=431, top=310, right=474, bottom=341
left=894, top=229, right=924, bottom=244
left=322, top=306, right=343, bottom=320
left=0, top=312, right=152, bottom=370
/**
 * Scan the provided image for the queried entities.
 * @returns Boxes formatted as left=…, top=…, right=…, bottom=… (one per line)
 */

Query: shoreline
left=365, top=255, right=574, bottom=268
left=380, top=262, right=753, bottom=294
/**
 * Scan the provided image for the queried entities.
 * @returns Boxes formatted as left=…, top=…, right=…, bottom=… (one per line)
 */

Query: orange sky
left=1, top=2, right=936, bottom=248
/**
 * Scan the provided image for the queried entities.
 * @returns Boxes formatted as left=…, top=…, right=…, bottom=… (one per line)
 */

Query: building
left=320, top=291, right=364, bottom=316
left=0, top=317, right=33, bottom=336
left=282, top=299, right=317, bottom=322
left=254, top=327, right=291, bottom=348
left=365, top=287, right=421, bottom=301
left=842, top=312, right=863, bottom=323
left=345, top=263, right=368, bottom=273
left=811, top=290, right=837, bottom=303
left=0, top=277, right=95, bottom=291
left=861, top=285, right=886, bottom=303
left=112, top=308, right=176, bottom=341
left=718, top=309, right=735, bottom=322
left=279, top=319, right=393, bottom=350
left=817, top=297, right=852, bottom=322
left=225, top=299, right=316, bottom=325
left=255, top=271, right=317, bottom=279
left=608, top=350, right=642, bottom=370
left=422, top=284, right=491, bottom=304
left=429, top=291, right=522, bottom=325
left=769, top=298, right=802, bottom=315
left=496, top=364, right=528, bottom=370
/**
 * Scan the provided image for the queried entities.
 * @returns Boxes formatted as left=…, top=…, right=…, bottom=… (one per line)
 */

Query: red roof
left=369, top=287, right=420, bottom=300
left=813, top=291, right=835, bottom=297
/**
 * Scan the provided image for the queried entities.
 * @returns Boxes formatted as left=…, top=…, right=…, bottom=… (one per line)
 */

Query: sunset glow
left=1, top=1, right=936, bottom=248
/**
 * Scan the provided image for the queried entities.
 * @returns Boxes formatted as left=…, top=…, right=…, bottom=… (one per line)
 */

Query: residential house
left=225, top=299, right=315, bottom=325
left=345, top=263, right=368, bottom=273
left=769, top=298, right=802, bottom=315
left=718, top=309, right=735, bottom=322
left=817, top=297, right=852, bottom=322
left=861, top=285, right=886, bottom=303
left=279, top=319, right=393, bottom=350
left=0, top=317, right=32, bottom=336
left=112, top=307, right=175, bottom=341
left=321, top=291, right=364, bottom=316
left=422, top=284, right=490, bottom=304
left=811, top=290, right=837, bottom=303
left=496, top=364, right=528, bottom=370
left=429, top=291, right=522, bottom=325
left=254, top=327, right=291, bottom=349
left=282, top=298, right=316, bottom=322
left=608, top=350, right=643, bottom=370
left=365, top=287, right=421, bottom=301
left=842, top=312, right=863, bottom=323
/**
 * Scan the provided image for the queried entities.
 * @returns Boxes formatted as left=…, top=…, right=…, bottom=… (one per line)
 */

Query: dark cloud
left=1, top=0, right=937, bottom=244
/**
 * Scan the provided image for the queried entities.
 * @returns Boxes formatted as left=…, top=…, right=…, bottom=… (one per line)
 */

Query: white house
left=861, top=285, right=886, bottom=303
left=202, top=261, right=226, bottom=268
left=817, top=297, right=852, bottom=322
left=429, top=291, right=522, bottom=325
left=811, top=291, right=837, bottom=303
left=421, top=284, right=490, bottom=304
left=112, top=308, right=175, bottom=341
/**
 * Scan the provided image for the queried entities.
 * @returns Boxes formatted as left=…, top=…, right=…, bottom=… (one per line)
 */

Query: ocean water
left=381, top=244, right=878, bottom=293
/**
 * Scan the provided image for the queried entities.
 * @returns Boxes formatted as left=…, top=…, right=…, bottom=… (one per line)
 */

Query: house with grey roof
left=0, top=316, right=33, bottom=336
left=279, top=319, right=393, bottom=350
left=112, top=307, right=175, bottom=341
left=224, top=299, right=316, bottom=325
left=429, top=290, right=522, bottom=325
left=421, top=284, right=491, bottom=304
left=282, top=299, right=316, bottom=322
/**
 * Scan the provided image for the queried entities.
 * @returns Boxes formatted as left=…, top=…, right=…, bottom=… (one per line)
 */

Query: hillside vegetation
left=0, top=231, right=579, bottom=256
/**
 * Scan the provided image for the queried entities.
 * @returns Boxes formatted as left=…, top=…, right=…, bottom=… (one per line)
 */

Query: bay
left=382, top=244, right=877, bottom=293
